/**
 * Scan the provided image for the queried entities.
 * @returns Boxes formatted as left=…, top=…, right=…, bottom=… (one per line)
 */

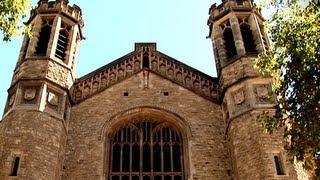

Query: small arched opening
left=143, top=53, right=150, bottom=68
left=240, top=22, right=257, bottom=54
left=35, top=19, right=53, bottom=55
left=223, top=27, right=237, bottom=59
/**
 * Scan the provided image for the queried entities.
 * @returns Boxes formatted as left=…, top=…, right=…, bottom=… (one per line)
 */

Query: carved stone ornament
left=72, top=49, right=219, bottom=103
left=24, top=88, right=37, bottom=101
left=234, top=90, right=245, bottom=105
left=8, top=94, right=15, bottom=106
left=256, top=86, right=268, bottom=99
left=47, top=92, right=59, bottom=106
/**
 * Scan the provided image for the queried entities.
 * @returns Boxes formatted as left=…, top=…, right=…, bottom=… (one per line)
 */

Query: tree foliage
left=0, top=0, right=30, bottom=41
left=255, top=0, right=320, bottom=177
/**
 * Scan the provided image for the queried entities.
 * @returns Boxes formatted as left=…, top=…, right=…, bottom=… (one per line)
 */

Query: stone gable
left=72, top=43, right=219, bottom=104
left=63, top=71, right=231, bottom=180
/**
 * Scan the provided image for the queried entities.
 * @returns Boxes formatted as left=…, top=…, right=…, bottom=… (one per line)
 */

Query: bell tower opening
left=221, top=21, right=237, bottom=59
left=35, top=18, right=53, bottom=55
left=55, top=22, right=71, bottom=61
left=239, top=18, right=257, bottom=54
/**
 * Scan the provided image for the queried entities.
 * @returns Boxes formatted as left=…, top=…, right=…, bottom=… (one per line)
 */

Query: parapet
left=28, top=0, right=83, bottom=24
left=208, top=0, right=261, bottom=21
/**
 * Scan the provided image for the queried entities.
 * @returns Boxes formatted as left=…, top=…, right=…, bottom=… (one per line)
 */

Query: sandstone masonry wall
left=0, top=110, right=67, bottom=180
left=63, top=71, right=232, bottom=180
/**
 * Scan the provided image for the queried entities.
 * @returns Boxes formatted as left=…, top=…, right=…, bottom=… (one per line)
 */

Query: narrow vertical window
left=143, top=53, right=150, bottom=68
left=221, top=21, right=237, bottom=59
left=109, top=121, right=184, bottom=180
left=274, top=155, right=285, bottom=175
left=239, top=19, right=257, bottom=54
left=55, top=22, right=71, bottom=61
left=10, top=157, right=20, bottom=176
left=35, top=19, right=53, bottom=55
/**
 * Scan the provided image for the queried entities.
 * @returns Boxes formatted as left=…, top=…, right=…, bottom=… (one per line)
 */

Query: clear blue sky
left=0, top=0, right=269, bottom=114
left=0, top=0, right=218, bottom=113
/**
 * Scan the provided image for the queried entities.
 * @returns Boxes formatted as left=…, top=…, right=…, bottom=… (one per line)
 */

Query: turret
left=0, top=0, right=84, bottom=179
left=208, top=0, right=297, bottom=179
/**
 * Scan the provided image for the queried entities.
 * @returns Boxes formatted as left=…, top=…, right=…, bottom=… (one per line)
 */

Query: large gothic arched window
left=109, top=121, right=184, bottom=180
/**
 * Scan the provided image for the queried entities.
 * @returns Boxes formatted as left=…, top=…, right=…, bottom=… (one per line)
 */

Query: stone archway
left=100, top=106, right=192, bottom=180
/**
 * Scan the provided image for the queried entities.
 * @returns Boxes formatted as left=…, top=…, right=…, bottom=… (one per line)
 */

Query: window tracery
left=221, top=21, right=237, bottom=59
left=109, top=121, right=184, bottom=180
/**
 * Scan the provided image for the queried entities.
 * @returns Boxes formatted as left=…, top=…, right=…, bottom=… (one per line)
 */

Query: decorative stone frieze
left=72, top=45, right=219, bottom=103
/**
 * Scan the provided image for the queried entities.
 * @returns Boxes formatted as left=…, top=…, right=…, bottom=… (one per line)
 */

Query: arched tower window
left=221, top=21, right=237, bottom=59
left=55, top=22, right=71, bottom=61
left=239, top=18, right=257, bottom=54
left=109, top=121, right=184, bottom=180
left=143, top=53, right=150, bottom=68
left=35, top=19, right=53, bottom=55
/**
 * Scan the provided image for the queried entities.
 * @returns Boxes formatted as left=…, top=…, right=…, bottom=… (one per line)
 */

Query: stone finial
left=134, top=43, right=157, bottom=52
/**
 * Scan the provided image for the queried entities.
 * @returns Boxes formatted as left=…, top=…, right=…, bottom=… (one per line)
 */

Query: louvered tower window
left=35, top=19, right=53, bottom=55
left=221, top=21, right=237, bottom=59
left=239, top=18, right=257, bottom=54
left=109, top=121, right=184, bottom=180
left=55, top=22, right=71, bottom=61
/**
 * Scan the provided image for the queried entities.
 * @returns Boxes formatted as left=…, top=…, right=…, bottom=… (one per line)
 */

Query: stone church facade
left=0, top=0, right=308, bottom=180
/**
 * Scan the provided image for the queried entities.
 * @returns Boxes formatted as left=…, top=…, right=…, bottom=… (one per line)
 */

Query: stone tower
left=0, top=0, right=83, bottom=179
left=207, top=0, right=298, bottom=179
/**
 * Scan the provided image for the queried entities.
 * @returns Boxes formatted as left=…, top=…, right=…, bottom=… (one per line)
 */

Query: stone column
left=48, top=15, right=61, bottom=58
left=212, top=24, right=227, bottom=66
left=229, top=14, right=246, bottom=55
left=248, top=14, right=264, bottom=53
left=26, top=16, right=43, bottom=57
